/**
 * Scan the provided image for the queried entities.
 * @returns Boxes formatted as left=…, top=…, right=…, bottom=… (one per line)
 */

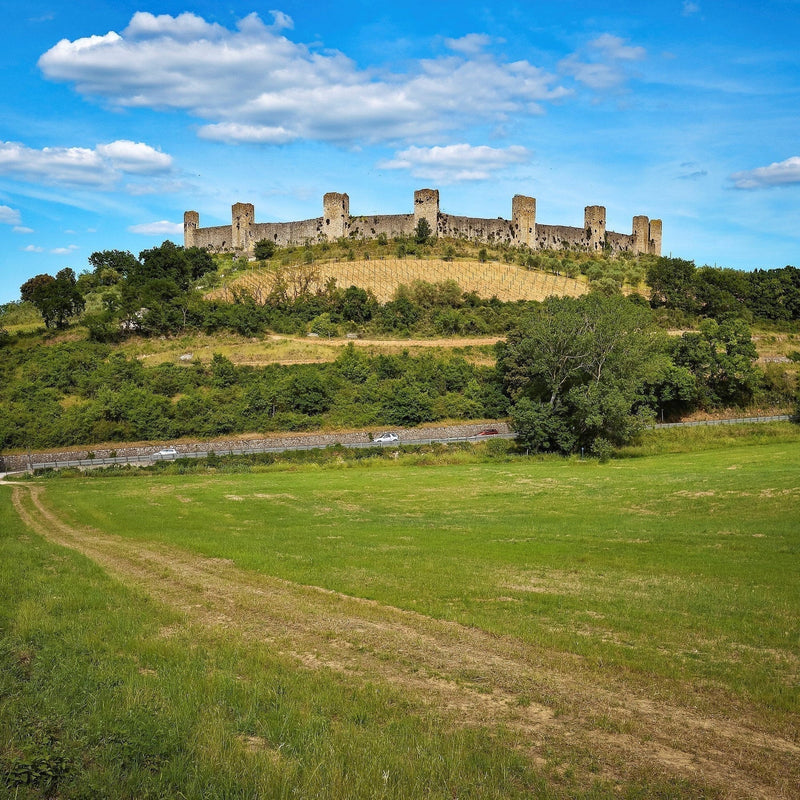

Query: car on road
left=478, top=428, right=500, bottom=436
left=373, top=432, right=400, bottom=444
left=156, top=447, right=179, bottom=457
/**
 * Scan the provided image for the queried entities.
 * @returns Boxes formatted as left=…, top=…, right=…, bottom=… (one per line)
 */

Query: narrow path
left=8, top=481, right=799, bottom=798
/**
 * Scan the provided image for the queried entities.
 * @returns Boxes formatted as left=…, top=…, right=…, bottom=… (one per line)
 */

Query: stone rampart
left=439, top=214, right=515, bottom=243
left=348, top=214, right=415, bottom=240
left=191, top=224, right=230, bottom=252
left=185, top=189, right=661, bottom=257
left=250, top=218, right=323, bottom=248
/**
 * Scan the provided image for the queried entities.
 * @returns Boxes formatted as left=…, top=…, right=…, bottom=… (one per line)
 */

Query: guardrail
left=13, top=414, right=794, bottom=473
left=27, top=433, right=517, bottom=471
left=654, top=414, right=790, bottom=429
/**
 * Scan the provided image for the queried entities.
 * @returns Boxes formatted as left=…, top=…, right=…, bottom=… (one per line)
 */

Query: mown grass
left=32, top=428, right=800, bottom=717
left=3, top=426, right=799, bottom=797
left=1, top=487, right=607, bottom=799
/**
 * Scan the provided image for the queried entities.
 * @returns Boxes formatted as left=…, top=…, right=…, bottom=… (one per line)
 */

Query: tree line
left=0, top=342, right=506, bottom=450
left=646, top=258, right=800, bottom=324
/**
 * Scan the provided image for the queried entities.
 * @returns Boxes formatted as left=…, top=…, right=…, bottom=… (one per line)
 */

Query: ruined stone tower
left=649, top=219, right=663, bottom=256
left=414, top=189, right=439, bottom=238
left=232, top=202, right=255, bottom=251
left=512, top=195, right=536, bottom=248
left=323, top=192, right=350, bottom=240
left=584, top=206, right=606, bottom=251
left=184, top=210, right=199, bottom=248
left=632, top=215, right=650, bottom=256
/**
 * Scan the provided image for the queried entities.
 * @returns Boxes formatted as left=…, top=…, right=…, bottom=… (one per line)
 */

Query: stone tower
left=584, top=206, right=606, bottom=251
left=512, top=195, right=536, bottom=248
left=184, top=210, right=199, bottom=248
left=649, top=219, right=663, bottom=256
left=632, top=215, right=650, bottom=256
left=323, top=192, right=350, bottom=240
left=414, top=189, right=440, bottom=238
left=232, top=202, right=255, bottom=252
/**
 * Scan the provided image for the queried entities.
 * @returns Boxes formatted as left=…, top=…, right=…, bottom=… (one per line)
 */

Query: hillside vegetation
left=2, top=237, right=798, bottom=455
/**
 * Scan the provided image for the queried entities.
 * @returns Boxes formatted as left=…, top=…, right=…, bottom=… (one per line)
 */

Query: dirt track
left=9, top=481, right=799, bottom=798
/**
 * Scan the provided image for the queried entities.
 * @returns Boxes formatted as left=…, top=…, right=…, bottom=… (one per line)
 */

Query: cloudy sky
left=1, top=0, right=798, bottom=302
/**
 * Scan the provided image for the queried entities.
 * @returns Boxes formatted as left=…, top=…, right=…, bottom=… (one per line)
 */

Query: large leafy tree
left=670, top=317, right=759, bottom=407
left=20, top=268, right=85, bottom=328
left=88, top=249, right=140, bottom=285
left=498, top=293, right=666, bottom=453
left=646, top=256, right=699, bottom=314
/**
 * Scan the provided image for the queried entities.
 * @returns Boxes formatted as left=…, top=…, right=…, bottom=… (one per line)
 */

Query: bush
left=590, top=437, right=614, bottom=463
left=254, top=239, right=277, bottom=260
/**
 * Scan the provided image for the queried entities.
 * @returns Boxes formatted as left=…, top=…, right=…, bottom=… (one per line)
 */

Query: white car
left=156, top=447, right=179, bottom=457
left=373, top=432, right=400, bottom=444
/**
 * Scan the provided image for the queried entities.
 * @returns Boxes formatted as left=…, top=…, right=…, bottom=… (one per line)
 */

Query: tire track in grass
left=9, top=482, right=799, bottom=799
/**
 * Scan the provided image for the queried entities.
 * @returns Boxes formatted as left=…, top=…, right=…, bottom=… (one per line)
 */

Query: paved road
left=5, top=414, right=792, bottom=474
left=18, top=432, right=517, bottom=472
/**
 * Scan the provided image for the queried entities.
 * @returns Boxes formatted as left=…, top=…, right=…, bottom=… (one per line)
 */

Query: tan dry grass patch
left=209, top=259, right=588, bottom=305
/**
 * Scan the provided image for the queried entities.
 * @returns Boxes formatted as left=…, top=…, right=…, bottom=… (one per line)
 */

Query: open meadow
left=2, top=426, right=799, bottom=798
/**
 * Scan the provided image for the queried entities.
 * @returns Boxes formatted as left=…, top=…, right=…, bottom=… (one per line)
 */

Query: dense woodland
left=1, top=236, right=798, bottom=454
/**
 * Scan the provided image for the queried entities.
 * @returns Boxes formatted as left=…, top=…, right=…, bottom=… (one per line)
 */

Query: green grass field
left=2, top=426, right=799, bottom=798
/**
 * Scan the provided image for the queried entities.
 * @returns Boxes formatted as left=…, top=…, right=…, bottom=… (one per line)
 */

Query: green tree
left=20, top=268, right=85, bottom=328
left=671, top=318, right=759, bottom=407
left=309, top=313, right=338, bottom=338
left=254, top=238, right=277, bottom=260
left=20, top=273, right=55, bottom=305
left=88, top=249, right=140, bottom=285
left=498, top=293, right=664, bottom=453
left=380, top=380, right=434, bottom=426
left=338, top=285, right=375, bottom=323
left=414, top=217, right=432, bottom=245
left=645, top=257, right=698, bottom=314
left=210, top=353, right=238, bottom=389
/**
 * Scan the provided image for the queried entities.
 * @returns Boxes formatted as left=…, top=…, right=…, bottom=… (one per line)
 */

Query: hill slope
left=210, top=258, right=588, bottom=303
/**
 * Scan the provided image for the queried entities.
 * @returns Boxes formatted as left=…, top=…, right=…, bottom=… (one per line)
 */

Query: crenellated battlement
left=184, top=189, right=661, bottom=257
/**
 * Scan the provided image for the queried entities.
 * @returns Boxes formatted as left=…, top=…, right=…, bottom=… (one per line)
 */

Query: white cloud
left=128, top=220, right=184, bottom=235
left=24, top=244, right=44, bottom=253
left=590, top=34, right=646, bottom=62
left=14, top=226, right=35, bottom=234
left=560, top=34, right=645, bottom=90
left=381, top=143, right=530, bottom=182
left=198, top=122, right=298, bottom=144
left=730, top=156, right=800, bottom=189
left=0, top=140, right=173, bottom=188
left=50, top=245, right=79, bottom=255
left=96, top=140, right=172, bottom=174
left=444, top=33, right=493, bottom=56
left=38, top=12, right=570, bottom=146
left=682, top=2, right=700, bottom=16
left=268, top=10, right=294, bottom=31
left=0, top=205, right=22, bottom=225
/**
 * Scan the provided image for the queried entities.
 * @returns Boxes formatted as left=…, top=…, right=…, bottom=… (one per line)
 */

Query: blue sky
left=1, top=0, right=798, bottom=303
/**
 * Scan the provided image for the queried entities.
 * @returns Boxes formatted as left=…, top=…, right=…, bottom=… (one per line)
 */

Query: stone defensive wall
left=185, top=189, right=662, bottom=257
